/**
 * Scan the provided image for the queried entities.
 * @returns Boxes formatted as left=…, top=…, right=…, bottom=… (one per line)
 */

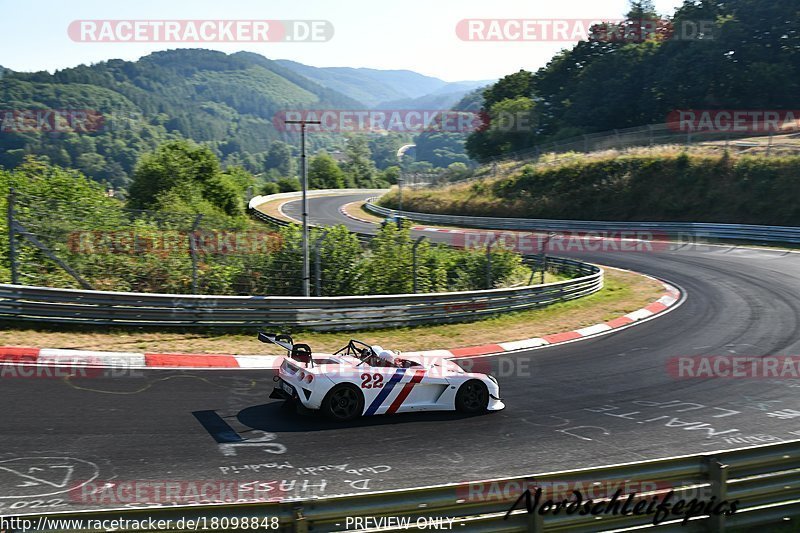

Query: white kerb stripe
left=234, top=355, right=283, bottom=368
left=499, top=338, right=549, bottom=351
left=575, top=324, right=613, bottom=337
left=38, top=348, right=146, bottom=366
left=625, top=308, right=654, bottom=321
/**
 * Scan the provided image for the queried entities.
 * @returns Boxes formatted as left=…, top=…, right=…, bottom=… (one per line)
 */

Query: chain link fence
left=4, top=190, right=564, bottom=297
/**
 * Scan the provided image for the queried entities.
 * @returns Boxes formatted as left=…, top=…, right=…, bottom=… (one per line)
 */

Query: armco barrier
left=11, top=439, right=800, bottom=532
left=0, top=256, right=600, bottom=329
left=365, top=202, right=800, bottom=245
left=0, top=191, right=602, bottom=329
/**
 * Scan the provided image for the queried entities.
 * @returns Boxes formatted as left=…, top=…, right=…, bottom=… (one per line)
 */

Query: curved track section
left=3, top=193, right=800, bottom=512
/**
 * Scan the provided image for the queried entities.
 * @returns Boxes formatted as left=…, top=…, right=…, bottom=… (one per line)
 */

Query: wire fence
left=5, top=189, right=300, bottom=295
left=4, top=190, right=564, bottom=297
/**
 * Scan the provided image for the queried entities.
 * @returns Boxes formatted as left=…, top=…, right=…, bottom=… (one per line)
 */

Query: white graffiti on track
left=295, top=464, right=391, bottom=477
left=0, top=457, right=99, bottom=499
left=219, top=431, right=287, bottom=457
left=584, top=400, right=742, bottom=438
left=219, top=461, right=294, bottom=475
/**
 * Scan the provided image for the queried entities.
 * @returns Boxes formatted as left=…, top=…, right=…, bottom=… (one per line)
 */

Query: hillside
left=0, top=49, right=369, bottom=187
left=379, top=148, right=800, bottom=226
left=466, top=0, right=800, bottom=161
left=276, top=59, right=490, bottom=108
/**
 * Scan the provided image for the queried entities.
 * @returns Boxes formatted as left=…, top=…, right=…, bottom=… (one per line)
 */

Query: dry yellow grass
left=342, top=201, right=384, bottom=223
left=0, top=268, right=665, bottom=355
left=253, top=196, right=296, bottom=223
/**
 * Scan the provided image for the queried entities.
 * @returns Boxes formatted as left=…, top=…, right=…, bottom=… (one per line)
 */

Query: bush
left=276, top=177, right=301, bottom=193
left=382, top=151, right=800, bottom=225
left=260, top=182, right=280, bottom=195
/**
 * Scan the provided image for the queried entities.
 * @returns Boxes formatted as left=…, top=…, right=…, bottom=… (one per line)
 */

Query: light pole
left=396, top=144, right=415, bottom=214
left=284, top=119, right=321, bottom=297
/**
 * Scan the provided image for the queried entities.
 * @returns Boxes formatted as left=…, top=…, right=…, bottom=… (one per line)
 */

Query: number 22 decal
left=360, top=373, right=384, bottom=389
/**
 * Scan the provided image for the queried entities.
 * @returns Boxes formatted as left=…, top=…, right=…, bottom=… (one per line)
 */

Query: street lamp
left=396, top=144, right=415, bottom=214
left=284, top=119, right=321, bottom=297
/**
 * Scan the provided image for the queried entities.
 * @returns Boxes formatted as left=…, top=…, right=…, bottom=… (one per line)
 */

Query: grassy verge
left=0, top=268, right=664, bottom=355
left=252, top=195, right=296, bottom=223
left=344, top=200, right=384, bottom=223
left=382, top=147, right=800, bottom=226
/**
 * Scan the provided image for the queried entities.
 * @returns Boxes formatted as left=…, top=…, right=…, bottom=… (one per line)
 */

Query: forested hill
left=0, top=49, right=364, bottom=187
left=275, top=60, right=492, bottom=108
left=466, top=0, right=800, bottom=160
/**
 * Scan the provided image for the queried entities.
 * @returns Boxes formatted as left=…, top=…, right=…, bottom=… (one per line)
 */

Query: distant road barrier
left=365, top=201, right=800, bottom=245
left=0, top=256, right=600, bottom=329
left=0, top=192, right=602, bottom=329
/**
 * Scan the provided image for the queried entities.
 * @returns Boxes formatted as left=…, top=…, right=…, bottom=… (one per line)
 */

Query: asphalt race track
left=3, top=192, right=800, bottom=512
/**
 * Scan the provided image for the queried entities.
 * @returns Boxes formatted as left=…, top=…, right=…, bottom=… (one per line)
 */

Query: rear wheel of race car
left=455, top=380, right=489, bottom=414
left=321, top=384, right=364, bottom=421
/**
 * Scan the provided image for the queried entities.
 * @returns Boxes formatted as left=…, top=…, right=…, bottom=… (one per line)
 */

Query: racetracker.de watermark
left=456, top=18, right=714, bottom=42
left=68, top=20, right=333, bottom=42
left=667, top=109, right=800, bottom=133
left=0, top=109, right=104, bottom=133
left=274, top=110, right=494, bottom=134
left=448, top=230, right=672, bottom=254
left=71, top=479, right=326, bottom=504
left=0, top=361, right=142, bottom=379
left=67, top=230, right=282, bottom=256
left=668, top=355, right=800, bottom=379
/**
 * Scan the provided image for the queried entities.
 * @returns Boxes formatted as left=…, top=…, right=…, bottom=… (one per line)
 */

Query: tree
left=316, top=225, right=363, bottom=295
left=360, top=221, right=421, bottom=294
left=260, top=182, right=280, bottom=195
left=276, top=177, right=301, bottom=192
left=264, top=140, right=294, bottom=177
left=309, top=152, right=346, bottom=189
left=128, top=140, right=244, bottom=217
left=381, top=166, right=401, bottom=185
left=341, top=136, right=378, bottom=188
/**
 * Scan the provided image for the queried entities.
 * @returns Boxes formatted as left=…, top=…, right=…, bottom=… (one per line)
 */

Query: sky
left=0, top=0, right=686, bottom=82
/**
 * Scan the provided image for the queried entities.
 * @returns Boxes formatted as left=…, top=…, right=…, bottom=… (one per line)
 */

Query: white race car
left=263, top=332, right=504, bottom=421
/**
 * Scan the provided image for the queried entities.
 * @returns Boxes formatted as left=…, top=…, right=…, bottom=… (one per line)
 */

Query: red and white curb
left=0, top=279, right=682, bottom=370
left=0, top=347, right=281, bottom=370
left=406, top=278, right=682, bottom=360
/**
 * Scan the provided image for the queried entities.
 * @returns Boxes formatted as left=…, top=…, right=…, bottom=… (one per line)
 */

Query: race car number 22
left=361, top=373, right=384, bottom=389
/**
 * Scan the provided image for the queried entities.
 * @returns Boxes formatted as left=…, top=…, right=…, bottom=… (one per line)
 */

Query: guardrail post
left=7, top=187, right=19, bottom=285
left=706, top=457, right=728, bottom=532
left=412, top=236, right=426, bottom=293
left=292, top=504, right=309, bottom=533
left=527, top=510, right=545, bottom=532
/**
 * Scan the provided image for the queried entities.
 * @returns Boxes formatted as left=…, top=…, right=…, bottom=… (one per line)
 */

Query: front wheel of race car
left=455, top=380, right=489, bottom=414
left=321, top=384, right=364, bottom=421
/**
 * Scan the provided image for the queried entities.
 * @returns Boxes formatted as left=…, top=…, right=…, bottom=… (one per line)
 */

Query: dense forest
left=0, top=50, right=481, bottom=190
left=466, top=0, right=800, bottom=160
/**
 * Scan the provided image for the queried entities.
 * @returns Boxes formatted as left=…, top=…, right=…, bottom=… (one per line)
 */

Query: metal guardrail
left=12, top=439, right=800, bottom=532
left=0, top=189, right=602, bottom=329
left=0, top=256, right=600, bottom=329
left=365, top=202, right=800, bottom=246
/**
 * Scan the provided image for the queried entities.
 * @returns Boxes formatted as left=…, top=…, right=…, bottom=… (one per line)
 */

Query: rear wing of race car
left=258, top=331, right=313, bottom=366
